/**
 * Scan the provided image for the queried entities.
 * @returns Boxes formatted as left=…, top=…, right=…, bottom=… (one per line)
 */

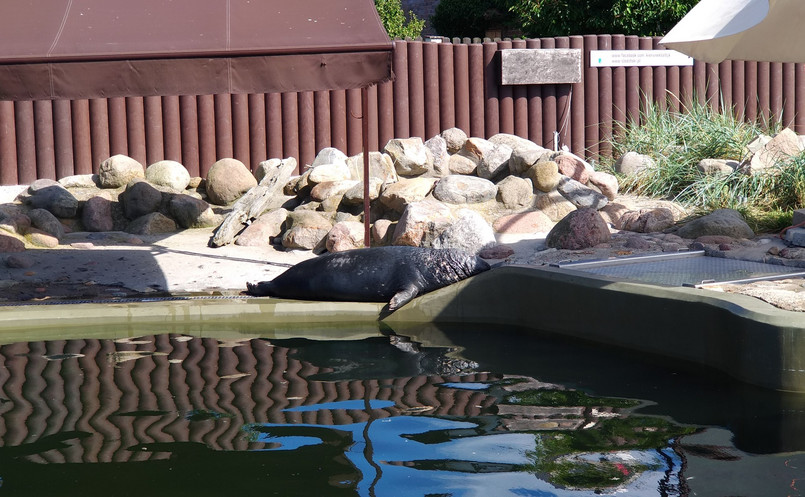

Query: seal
left=246, top=246, right=490, bottom=310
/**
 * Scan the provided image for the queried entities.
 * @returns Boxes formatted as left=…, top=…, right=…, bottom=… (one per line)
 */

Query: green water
left=0, top=324, right=801, bottom=496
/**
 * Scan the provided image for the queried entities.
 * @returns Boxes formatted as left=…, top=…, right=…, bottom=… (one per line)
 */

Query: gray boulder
left=99, top=155, right=145, bottom=188
left=146, top=160, right=191, bottom=190
left=496, top=175, right=533, bottom=209
left=384, top=137, right=432, bottom=177
left=677, top=209, right=755, bottom=239
left=433, top=209, right=496, bottom=253
left=169, top=194, right=218, bottom=229
left=126, top=212, right=177, bottom=235
left=441, top=127, right=468, bottom=154
left=557, top=177, right=608, bottom=210
left=121, top=180, right=162, bottom=220
left=433, top=175, right=497, bottom=204
left=392, top=198, right=454, bottom=247
left=281, top=211, right=333, bottom=250
left=25, top=179, right=79, bottom=218
left=28, top=208, right=65, bottom=240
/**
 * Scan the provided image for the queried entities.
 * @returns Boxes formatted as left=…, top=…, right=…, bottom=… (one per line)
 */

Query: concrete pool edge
left=1, top=265, right=804, bottom=391
left=386, top=266, right=805, bottom=392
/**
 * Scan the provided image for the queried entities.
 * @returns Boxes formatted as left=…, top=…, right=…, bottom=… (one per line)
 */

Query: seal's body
left=247, top=246, right=490, bottom=310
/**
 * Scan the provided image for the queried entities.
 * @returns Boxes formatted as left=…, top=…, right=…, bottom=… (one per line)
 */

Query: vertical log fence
left=1, top=35, right=804, bottom=185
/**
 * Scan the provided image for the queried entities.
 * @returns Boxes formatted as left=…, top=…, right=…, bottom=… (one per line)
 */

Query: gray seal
left=247, top=246, right=490, bottom=310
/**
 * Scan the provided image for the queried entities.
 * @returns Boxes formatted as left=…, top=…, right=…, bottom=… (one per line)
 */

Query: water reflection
left=0, top=330, right=800, bottom=495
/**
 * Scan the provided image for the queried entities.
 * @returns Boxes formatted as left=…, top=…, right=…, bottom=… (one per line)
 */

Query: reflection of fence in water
left=0, top=336, right=498, bottom=464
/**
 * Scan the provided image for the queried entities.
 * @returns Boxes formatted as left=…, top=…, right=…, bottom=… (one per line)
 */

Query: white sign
left=590, top=50, right=694, bottom=67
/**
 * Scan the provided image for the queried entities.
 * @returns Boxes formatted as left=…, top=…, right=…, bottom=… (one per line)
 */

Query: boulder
left=371, top=219, right=395, bottom=246
left=378, top=177, right=438, bottom=213
left=493, top=210, right=554, bottom=234
left=533, top=190, right=577, bottom=222
left=742, top=127, right=801, bottom=175
left=58, top=174, right=98, bottom=189
left=205, top=158, right=257, bottom=205
left=82, top=196, right=114, bottom=232
left=27, top=228, right=59, bottom=248
left=447, top=154, right=477, bottom=175
left=441, top=127, right=468, bottom=153
left=26, top=179, right=79, bottom=218
left=524, top=160, right=560, bottom=193
left=384, top=137, right=432, bottom=177
left=99, top=155, right=145, bottom=188
left=121, top=180, right=162, bottom=219
left=509, top=147, right=552, bottom=176
left=309, top=163, right=352, bottom=184
left=392, top=198, right=454, bottom=247
left=554, top=153, right=590, bottom=184
left=697, top=158, right=738, bottom=176
left=557, top=177, right=608, bottom=210
left=346, top=152, right=398, bottom=184
left=676, top=209, right=755, bottom=239
left=146, top=160, right=191, bottom=190
left=310, top=180, right=360, bottom=202
left=236, top=208, right=289, bottom=246
left=342, top=177, right=384, bottom=206
left=614, top=152, right=654, bottom=176
left=619, top=208, right=675, bottom=233
left=424, top=135, right=450, bottom=177
left=433, top=175, right=497, bottom=204
left=0, top=232, right=25, bottom=252
left=126, top=212, right=177, bottom=235
left=311, top=147, right=349, bottom=169
left=432, top=209, right=496, bottom=253
left=496, top=175, right=533, bottom=209
left=458, top=137, right=512, bottom=180
left=28, top=208, right=65, bottom=240
left=546, top=208, right=611, bottom=250
left=325, top=221, right=366, bottom=252
left=588, top=171, right=619, bottom=200
left=281, top=211, right=333, bottom=250
left=169, top=194, right=218, bottom=229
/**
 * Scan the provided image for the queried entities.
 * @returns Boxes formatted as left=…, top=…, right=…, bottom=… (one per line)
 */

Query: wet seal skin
left=247, top=246, right=490, bottom=311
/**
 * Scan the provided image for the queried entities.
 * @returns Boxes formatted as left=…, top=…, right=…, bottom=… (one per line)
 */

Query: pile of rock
left=0, top=126, right=781, bottom=261
left=217, top=128, right=686, bottom=255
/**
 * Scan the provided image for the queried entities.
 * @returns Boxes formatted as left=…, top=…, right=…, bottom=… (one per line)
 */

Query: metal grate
left=552, top=251, right=805, bottom=287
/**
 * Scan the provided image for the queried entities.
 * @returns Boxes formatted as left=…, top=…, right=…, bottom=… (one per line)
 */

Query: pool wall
left=386, top=266, right=805, bottom=392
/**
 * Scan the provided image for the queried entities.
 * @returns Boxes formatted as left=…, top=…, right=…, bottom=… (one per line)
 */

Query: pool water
left=0, top=323, right=802, bottom=496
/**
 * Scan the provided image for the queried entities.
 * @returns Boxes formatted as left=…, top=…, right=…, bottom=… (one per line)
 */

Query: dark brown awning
left=0, top=0, right=393, bottom=100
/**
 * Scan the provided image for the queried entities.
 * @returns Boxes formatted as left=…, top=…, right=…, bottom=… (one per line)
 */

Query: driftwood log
left=209, top=158, right=297, bottom=247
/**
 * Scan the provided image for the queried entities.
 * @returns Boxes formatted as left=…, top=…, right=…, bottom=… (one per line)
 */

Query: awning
left=0, top=0, right=393, bottom=100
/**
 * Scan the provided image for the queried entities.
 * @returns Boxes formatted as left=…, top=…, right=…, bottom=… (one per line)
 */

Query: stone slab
left=786, top=227, right=805, bottom=247
left=500, top=49, right=582, bottom=85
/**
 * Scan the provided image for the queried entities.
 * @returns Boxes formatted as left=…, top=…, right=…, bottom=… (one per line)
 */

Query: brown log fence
left=2, top=35, right=804, bottom=185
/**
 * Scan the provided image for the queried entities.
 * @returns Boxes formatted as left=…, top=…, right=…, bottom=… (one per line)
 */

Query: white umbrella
left=660, top=0, right=805, bottom=63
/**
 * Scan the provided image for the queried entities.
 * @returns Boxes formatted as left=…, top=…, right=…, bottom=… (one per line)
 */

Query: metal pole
left=362, top=86, right=371, bottom=247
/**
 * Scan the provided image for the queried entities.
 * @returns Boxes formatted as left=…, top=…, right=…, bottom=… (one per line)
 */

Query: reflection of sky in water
left=246, top=405, right=678, bottom=497
left=438, top=382, right=491, bottom=390
left=282, top=400, right=396, bottom=412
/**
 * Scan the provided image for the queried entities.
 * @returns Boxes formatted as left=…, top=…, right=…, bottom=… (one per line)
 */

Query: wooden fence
left=2, top=35, right=805, bottom=185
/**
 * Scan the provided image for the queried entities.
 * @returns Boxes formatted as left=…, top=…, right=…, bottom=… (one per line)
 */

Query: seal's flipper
left=389, top=284, right=419, bottom=311
left=246, top=281, right=273, bottom=296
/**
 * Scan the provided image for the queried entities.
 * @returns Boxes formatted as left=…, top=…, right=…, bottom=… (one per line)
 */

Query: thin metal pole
left=362, top=86, right=371, bottom=247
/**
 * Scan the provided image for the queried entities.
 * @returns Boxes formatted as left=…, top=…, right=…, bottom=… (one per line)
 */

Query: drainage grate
left=551, top=250, right=805, bottom=287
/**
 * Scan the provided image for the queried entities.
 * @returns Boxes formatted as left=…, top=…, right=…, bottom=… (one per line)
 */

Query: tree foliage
left=432, top=0, right=698, bottom=39
left=374, top=0, right=425, bottom=40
